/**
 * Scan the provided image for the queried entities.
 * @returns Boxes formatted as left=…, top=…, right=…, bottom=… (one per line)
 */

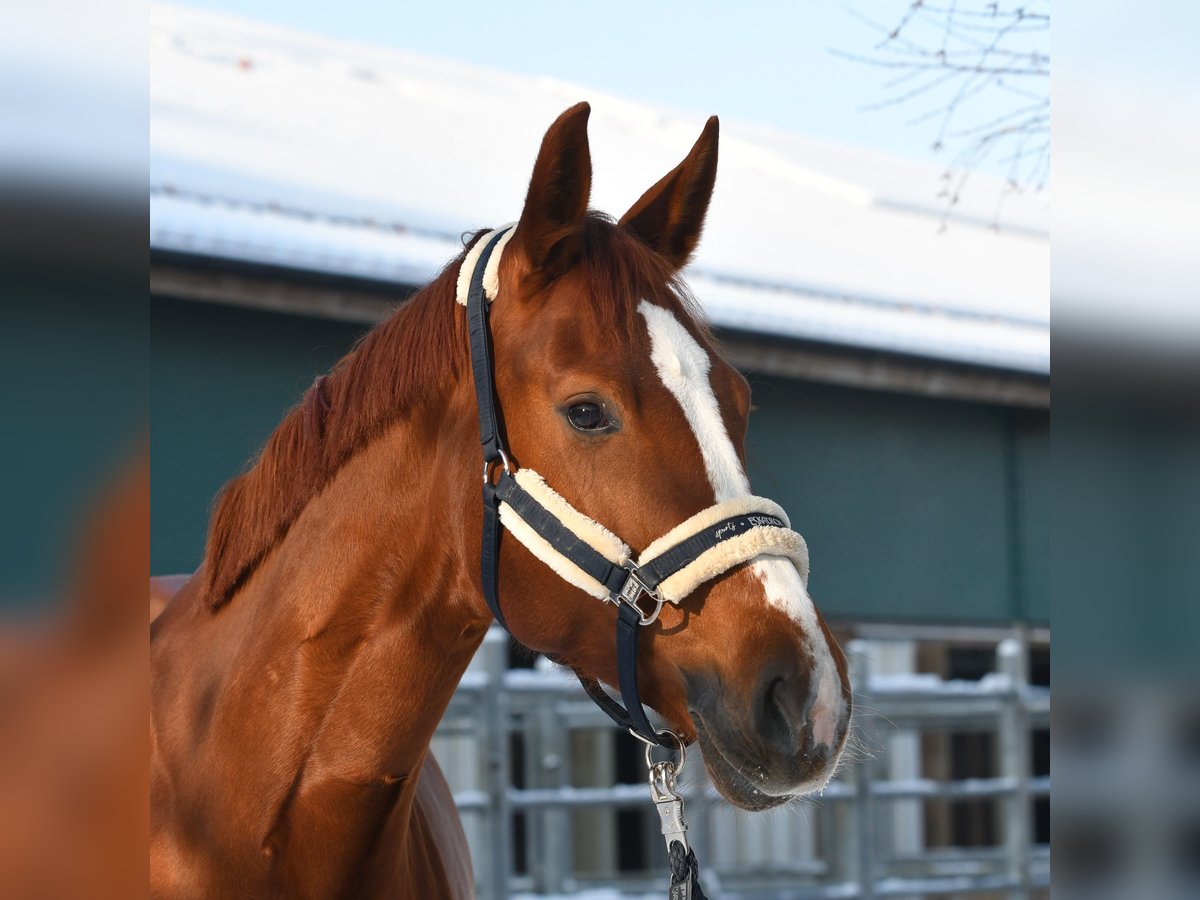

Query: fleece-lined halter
left=461, top=225, right=809, bottom=748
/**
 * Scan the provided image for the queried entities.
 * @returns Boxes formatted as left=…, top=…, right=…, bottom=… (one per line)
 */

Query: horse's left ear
left=619, top=115, right=719, bottom=271
left=514, top=102, right=593, bottom=285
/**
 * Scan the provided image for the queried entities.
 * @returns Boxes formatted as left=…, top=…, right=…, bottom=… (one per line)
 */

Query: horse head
left=473, top=103, right=851, bottom=810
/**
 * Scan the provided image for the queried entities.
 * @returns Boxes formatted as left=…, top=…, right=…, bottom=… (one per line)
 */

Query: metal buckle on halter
left=611, top=562, right=664, bottom=626
left=481, top=448, right=512, bottom=485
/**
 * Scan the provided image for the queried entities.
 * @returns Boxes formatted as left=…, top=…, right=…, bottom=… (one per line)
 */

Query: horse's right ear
left=619, top=115, right=719, bottom=271
left=514, top=102, right=592, bottom=284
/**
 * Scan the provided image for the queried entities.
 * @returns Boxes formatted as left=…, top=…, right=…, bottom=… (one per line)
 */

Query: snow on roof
left=150, top=4, right=1049, bottom=374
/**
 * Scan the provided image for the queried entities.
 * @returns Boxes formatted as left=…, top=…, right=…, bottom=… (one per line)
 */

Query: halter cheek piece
left=461, top=226, right=809, bottom=748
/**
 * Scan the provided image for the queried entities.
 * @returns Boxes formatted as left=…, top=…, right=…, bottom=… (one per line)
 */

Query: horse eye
left=566, top=401, right=608, bottom=432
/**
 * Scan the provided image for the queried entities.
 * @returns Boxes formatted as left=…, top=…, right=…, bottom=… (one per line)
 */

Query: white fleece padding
left=638, top=495, right=791, bottom=563
left=455, top=224, right=516, bottom=306
left=498, top=468, right=630, bottom=600
left=636, top=495, right=809, bottom=605
left=653, top=528, right=808, bottom=605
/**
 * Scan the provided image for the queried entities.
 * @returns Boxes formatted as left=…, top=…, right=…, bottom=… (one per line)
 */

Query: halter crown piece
left=461, top=225, right=809, bottom=898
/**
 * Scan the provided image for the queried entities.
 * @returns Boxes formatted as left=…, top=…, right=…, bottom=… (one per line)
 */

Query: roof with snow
left=150, top=4, right=1049, bottom=375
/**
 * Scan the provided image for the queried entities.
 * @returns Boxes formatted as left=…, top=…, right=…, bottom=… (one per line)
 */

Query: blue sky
left=168, top=0, right=1044, bottom=174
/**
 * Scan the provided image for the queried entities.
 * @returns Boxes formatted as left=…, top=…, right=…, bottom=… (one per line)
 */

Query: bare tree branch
left=839, top=0, right=1050, bottom=227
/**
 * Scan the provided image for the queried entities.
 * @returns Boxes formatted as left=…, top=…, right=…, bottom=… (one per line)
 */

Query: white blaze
left=639, top=301, right=749, bottom=501
left=638, top=300, right=844, bottom=745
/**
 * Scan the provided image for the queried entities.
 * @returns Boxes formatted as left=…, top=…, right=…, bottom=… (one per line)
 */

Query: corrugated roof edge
left=149, top=188, right=1050, bottom=376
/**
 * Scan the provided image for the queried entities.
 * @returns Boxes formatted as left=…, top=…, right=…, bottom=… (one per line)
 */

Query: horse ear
left=514, top=102, right=593, bottom=283
left=619, top=116, right=719, bottom=271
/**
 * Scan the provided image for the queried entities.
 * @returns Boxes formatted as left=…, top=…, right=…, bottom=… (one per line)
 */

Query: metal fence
left=432, top=629, right=1050, bottom=899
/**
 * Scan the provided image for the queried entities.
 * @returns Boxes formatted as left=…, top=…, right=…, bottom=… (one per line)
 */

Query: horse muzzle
left=684, top=660, right=851, bottom=810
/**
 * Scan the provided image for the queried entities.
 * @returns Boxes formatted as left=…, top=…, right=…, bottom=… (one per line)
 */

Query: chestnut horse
left=150, top=103, right=851, bottom=898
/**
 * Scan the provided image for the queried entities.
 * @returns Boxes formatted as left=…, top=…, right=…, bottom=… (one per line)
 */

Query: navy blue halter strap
left=468, top=229, right=512, bottom=632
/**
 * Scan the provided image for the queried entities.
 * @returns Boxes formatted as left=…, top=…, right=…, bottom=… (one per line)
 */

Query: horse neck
left=152, top=386, right=491, bottom=889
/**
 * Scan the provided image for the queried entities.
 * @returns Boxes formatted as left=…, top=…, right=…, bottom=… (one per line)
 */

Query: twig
left=837, top=0, right=1050, bottom=228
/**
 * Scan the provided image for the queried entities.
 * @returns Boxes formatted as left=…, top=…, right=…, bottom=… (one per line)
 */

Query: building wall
left=2, top=289, right=146, bottom=607
left=151, top=295, right=1048, bottom=625
left=745, top=373, right=1049, bottom=624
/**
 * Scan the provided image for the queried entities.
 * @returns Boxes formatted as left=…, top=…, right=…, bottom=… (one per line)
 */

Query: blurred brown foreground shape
left=0, top=446, right=149, bottom=899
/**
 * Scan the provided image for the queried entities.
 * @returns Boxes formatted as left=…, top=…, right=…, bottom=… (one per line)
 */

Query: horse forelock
left=566, top=214, right=707, bottom=342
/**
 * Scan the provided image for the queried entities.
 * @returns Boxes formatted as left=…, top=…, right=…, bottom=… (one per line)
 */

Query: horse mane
left=201, top=240, right=470, bottom=608
left=202, top=215, right=702, bottom=609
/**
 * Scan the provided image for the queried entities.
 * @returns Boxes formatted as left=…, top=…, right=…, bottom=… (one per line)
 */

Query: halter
left=462, top=225, right=809, bottom=897
left=462, top=225, right=809, bottom=746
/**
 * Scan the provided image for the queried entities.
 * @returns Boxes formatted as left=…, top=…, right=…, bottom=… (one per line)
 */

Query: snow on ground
left=150, top=3, right=1048, bottom=374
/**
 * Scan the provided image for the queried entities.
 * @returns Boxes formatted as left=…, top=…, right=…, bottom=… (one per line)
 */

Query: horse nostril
left=805, top=740, right=832, bottom=765
left=757, top=669, right=811, bottom=751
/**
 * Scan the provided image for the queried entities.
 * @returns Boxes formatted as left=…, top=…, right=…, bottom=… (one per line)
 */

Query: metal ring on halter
left=641, top=729, right=687, bottom=772
left=612, top=564, right=665, bottom=626
left=625, top=725, right=679, bottom=754
left=482, top=448, right=512, bottom=485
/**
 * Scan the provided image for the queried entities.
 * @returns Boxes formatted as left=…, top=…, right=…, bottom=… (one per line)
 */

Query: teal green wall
left=1012, top=415, right=1050, bottom=624
left=744, top=379, right=1048, bottom=624
left=151, top=296, right=1048, bottom=625
left=2, top=287, right=145, bottom=608
left=152, top=298, right=367, bottom=575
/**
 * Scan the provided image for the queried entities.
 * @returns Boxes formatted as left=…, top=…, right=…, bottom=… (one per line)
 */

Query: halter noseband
left=463, top=226, right=809, bottom=748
